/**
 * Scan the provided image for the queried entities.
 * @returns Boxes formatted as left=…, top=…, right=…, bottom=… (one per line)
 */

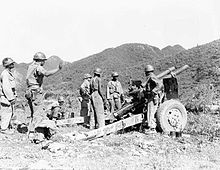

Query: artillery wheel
left=156, top=99, right=187, bottom=133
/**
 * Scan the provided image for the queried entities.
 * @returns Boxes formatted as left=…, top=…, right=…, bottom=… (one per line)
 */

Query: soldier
left=106, top=72, right=124, bottom=113
left=47, top=96, right=66, bottom=120
left=79, top=73, right=92, bottom=127
left=25, top=52, right=62, bottom=122
left=0, top=58, right=17, bottom=135
left=90, top=68, right=105, bottom=129
left=143, top=65, right=163, bottom=133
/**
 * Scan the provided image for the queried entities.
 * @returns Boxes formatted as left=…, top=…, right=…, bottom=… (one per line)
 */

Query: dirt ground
left=1, top=126, right=220, bottom=169
left=1, top=106, right=220, bottom=170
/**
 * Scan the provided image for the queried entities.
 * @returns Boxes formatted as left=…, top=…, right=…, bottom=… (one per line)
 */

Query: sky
left=0, top=0, right=219, bottom=63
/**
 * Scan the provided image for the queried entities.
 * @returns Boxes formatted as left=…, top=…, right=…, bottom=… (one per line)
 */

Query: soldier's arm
left=151, top=77, right=163, bottom=94
left=98, top=78, right=104, bottom=100
left=2, top=72, right=15, bottom=101
left=141, top=77, right=150, bottom=88
left=39, top=62, right=62, bottom=77
left=118, top=82, right=123, bottom=95
left=80, top=82, right=90, bottom=96
left=79, top=83, right=86, bottom=94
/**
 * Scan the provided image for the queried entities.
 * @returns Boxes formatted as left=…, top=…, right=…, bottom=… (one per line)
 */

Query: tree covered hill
left=44, top=43, right=188, bottom=97
left=1, top=40, right=220, bottom=105
left=157, top=39, right=220, bottom=103
left=45, top=39, right=220, bottom=104
left=44, top=43, right=175, bottom=94
left=161, top=45, right=185, bottom=57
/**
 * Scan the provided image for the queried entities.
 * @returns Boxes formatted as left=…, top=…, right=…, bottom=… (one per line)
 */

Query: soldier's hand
left=58, top=62, right=63, bottom=70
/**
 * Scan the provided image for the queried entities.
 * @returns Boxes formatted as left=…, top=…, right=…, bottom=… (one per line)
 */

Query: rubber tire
left=156, top=99, right=187, bottom=133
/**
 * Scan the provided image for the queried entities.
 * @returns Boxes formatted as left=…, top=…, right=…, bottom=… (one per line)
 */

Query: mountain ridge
left=1, top=40, right=220, bottom=104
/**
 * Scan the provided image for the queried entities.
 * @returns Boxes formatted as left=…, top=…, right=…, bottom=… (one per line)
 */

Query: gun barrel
left=157, top=66, right=176, bottom=79
left=113, top=103, right=134, bottom=118
left=163, top=65, right=189, bottom=79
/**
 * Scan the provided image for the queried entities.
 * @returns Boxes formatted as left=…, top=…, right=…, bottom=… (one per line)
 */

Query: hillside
left=158, top=40, right=220, bottom=104
left=45, top=40, right=220, bottom=105
left=1, top=40, right=220, bottom=105
left=44, top=43, right=167, bottom=94
left=161, top=45, right=185, bottom=57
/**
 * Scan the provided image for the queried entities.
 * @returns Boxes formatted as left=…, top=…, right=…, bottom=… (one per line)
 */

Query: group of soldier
left=78, top=68, right=124, bottom=129
left=77, top=64, right=163, bottom=133
left=0, top=52, right=62, bottom=135
left=0, top=52, right=163, bottom=135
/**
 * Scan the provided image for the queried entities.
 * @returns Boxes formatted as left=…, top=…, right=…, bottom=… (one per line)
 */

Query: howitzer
left=113, top=65, right=189, bottom=123
left=63, top=65, right=189, bottom=141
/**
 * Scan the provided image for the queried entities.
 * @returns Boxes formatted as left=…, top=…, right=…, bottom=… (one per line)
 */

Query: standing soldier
left=106, top=72, right=124, bottom=114
left=0, top=58, right=17, bottom=135
left=90, top=68, right=105, bottom=129
left=143, top=65, right=163, bottom=133
left=25, top=52, right=62, bottom=122
left=79, top=73, right=92, bottom=128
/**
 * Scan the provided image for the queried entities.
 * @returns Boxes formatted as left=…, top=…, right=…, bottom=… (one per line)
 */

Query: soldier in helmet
left=142, top=65, right=163, bottom=134
left=79, top=73, right=92, bottom=127
left=0, top=58, right=17, bottom=134
left=25, top=52, right=63, bottom=124
left=106, top=72, right=124, bottom=114
left=47, top=95, right=66, bottom=120
left=90, top=68, right=105, bottom=129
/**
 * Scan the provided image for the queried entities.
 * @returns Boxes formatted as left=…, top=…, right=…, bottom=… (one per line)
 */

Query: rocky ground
left=1, top=115, right=220, bottom=170
left=1, top=102, right=220, bottom=170
left=1, top=128, right=220, bottom=170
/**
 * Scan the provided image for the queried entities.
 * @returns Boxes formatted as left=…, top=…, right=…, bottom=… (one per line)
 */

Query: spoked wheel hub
left=156, top=99, right=187, bottom=133
left=167, top=108, right=182, bottom=129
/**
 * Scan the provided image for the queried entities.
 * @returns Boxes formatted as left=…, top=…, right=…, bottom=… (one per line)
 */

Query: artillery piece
left=114, top=65, right=189, bottom=133
left=63, top=65, right=189, bottom=141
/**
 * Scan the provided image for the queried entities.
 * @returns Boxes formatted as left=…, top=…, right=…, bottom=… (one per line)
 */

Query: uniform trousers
left=90, top=91, right=105, bottom=129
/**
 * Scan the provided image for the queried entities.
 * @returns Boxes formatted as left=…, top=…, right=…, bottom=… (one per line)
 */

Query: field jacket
left=106, top=80, right=123, bottom=100
left=0, top=69, right=16, bottom=103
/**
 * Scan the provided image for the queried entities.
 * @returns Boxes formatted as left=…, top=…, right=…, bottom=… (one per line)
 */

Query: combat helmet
left=112, top=72, right=119, bottom=77
left=33, top=52, right=47, bottom=61
left=94, top=68, right=102, bottom=75
left=2, top=58, right=15, bottom=67
left=145, top=65, right=154, bottom=72
left=84, top=73, right=92, bottom=79
left=58, top=96, right=65, bottom=103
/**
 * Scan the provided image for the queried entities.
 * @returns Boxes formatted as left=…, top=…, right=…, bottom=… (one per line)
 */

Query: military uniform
left=25, top=61, right=47, bottom=118
left=46, top=101, right=66, bottom=120
left=90, top=76, right=105, bottom=129
left=79, top=78, right=91, bottom=125
left=0, top=68, right=16, bottom=131
left=106, top=80, right=123, bottom=113
left=144, top=72, right=163, bottom=129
